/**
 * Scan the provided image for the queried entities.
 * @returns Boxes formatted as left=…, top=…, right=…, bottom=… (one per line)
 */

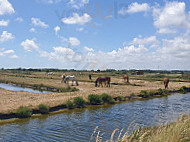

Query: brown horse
left=95, top=77, right=111, bottom=87
left=163, top=78, right=169, bottom=89
left=123, top=75, right=129, bottom=83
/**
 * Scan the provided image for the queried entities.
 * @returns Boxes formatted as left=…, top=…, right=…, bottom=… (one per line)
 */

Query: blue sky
left=1, top=0, right=190, bottom=70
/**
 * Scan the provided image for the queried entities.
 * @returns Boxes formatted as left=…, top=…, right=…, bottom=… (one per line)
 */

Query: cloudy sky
left=0, top=0, right=190, bottom=70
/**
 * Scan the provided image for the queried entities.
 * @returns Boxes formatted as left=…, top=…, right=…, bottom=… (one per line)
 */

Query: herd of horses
left=58, top=73, right=170, bottom=89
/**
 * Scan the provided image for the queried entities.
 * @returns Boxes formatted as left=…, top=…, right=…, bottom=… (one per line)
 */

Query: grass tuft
left=16, top=106, right=32, bottom=118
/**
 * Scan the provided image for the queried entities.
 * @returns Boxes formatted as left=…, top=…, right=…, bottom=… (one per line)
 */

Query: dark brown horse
left=95, top=77, right=111, bottom=87
left=164, top=78, right=169, bottom=89
left=123, top=75, right=129, bottom=83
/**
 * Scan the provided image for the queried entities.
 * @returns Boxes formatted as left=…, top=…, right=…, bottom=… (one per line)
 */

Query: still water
left=0, top=83, right=50, bottom=93
left=0, top=93, right=190, bottom=142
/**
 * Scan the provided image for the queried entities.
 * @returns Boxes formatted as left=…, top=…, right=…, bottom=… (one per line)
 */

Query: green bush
left=101, top=93, right=115, bottom=104
left=148, top=91, right=155, bottom=96
left=38, top=104, right=49, bottom=114
left=66, top=100, right=74, bottom=109
left=88, top=94, right=103, bottom=105
left=16, top=106, right=32, bottom=118
left=130, top=93, right=136, bottom=97
left=180, top=86, right=188, bottom=92
left=140, top=90, right=149, bottom=98
left=157, top=88, right=168, bottom=95
left=73, top=97, right=86, bottom=108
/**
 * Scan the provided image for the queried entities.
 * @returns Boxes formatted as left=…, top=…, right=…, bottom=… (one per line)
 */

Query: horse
left=123, top=75, right=129, bottom=83
left=89, top=74, right=92, bottom=80
left=163, top=78, right=169, bottom=89
left=47, top=72, right=53, bottom=79
left=61, top=75, right=78, bottom=86
left=95, top=77, right=111, bottom=87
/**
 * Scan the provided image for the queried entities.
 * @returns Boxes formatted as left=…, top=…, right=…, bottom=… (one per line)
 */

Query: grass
left=73, top=97, right=86, bottom=108
left=101, top=93, right=115, bottom=104
left=16, top=106, right=32, bottom=118
left=88, top=94, right=103, bottom=105
left=38, top=104, right=49, bottom=114
left=118, top=115, right=190, bottom=142
left=66, top=100, right=74, bottom=109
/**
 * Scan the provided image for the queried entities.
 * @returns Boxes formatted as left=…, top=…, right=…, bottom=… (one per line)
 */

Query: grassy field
left=0, top=69, right=190, bottom=114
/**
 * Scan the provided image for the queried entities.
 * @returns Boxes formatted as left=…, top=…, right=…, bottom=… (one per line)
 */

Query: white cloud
left=0, top=20, right=9, bottom=26
left=15, top=17, right=23, bottom=23
left=21, top=39, right=39, bottom=52
left=153, top=2, right=190, bottom=34
left=3, top=49, right=14, bottom=54
left=119, top=2, right=150, bottom=15
left=62, top=13, right=91, bottom=25
left=0, top=0, right=15, bottom=15
left=54, top=26, right=60, bottom=35
left=69, top=37, right=80, bottom=46
left=84, top=46, right=94, bottom=52
left=0, top=49, right=18, bottom=58
left=10, top=55, right=18, bottom=58
left=131, top=36, right=159, bottom=47
left=76, top=27, right=84, bottom=32
left=69, top=0, right=89, bottom=9
left=36, top=0, right=61, bottom=4
left=29, top=28, right=36, bottom=33
left=31, top=18, right=49, bottom=28
left=0, top=31, right=14, bottom=43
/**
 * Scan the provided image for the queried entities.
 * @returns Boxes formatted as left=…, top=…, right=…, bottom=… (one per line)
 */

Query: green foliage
left=180, top=86, right=188, bottom=92
left=66, top=100, right=74, bottom=109
left=148, top=91, right=155, bottom=96
left=16, top=106, right=32, bottom=118
left=88, top=94, right=103, bottom=105
left=130, top=93, right=136, bottom=97
left=140, top=90, right=149, bottom=98
left=73, top=97, right=86, bottom=108
left=157, top=88, right=169, bottom=95
left=38, top=104, right=49, bottom=114
left=101, top=93, right=115, bottom=104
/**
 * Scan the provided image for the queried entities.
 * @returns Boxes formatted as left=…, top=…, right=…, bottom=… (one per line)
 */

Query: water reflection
left=0, top=83, right=50, bottom=93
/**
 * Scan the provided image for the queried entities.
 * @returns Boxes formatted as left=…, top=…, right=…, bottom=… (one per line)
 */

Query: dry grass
left=119, top=115, right=190, bottom=142
left=0, top=71, right=190, bottom=114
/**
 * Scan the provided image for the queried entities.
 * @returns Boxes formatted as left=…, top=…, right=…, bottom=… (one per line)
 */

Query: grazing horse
left=47, top=72, right=53, bottom=79
left=95, top=77, right=111, bottom=87
left=61, top=75, right=78, bottom=86
left=163, top=78, right=169, bottom=89
left=123, top=75, right=129, bottom=83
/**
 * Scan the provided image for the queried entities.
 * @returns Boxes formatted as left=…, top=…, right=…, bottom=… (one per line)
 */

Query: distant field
left=0, top=70, right=190, bottom=114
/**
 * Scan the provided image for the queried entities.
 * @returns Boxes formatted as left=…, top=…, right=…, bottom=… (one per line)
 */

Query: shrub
left=157, top=88, right=169, bottom=95
left=140, top=90, right=149, bottom=98
left=73, top=97, right=86, bottom=108
left=66, top=100, right=74, bottom=109
left=130, top=93, right=136, bottom=97
left=88, top=94, right=103, bottom=105
left=16, top=106, right=32, bottom=118
left=180, top=86, right=188, bottom=92
left=38, top=104, right=49, bottom=114
left=101, top=93, right=115, bottom=104
left=148, top=91, right=155, bottom=96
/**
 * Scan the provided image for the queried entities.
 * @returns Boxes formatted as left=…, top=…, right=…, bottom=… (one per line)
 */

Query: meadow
left=0, top=69, right=190, bottom=114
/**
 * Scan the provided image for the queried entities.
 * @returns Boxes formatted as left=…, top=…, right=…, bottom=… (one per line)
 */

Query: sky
left=0, top=0, right=190, bottom=70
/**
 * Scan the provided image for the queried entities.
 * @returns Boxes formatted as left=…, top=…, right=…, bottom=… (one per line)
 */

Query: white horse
left=47, top=72, right=53, bottom=79
left=61, top=75, right=78, bottom=86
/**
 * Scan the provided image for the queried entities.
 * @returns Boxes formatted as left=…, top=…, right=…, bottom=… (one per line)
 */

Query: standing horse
left=95, top=77, right=111, bottom=87
left=47, top=72, right=53, bottom=79
left=163, top=78, right=169, bottom=89
left=123, top=75, right=129, bottom=83
left=62, top=75, right=79, bottom=86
